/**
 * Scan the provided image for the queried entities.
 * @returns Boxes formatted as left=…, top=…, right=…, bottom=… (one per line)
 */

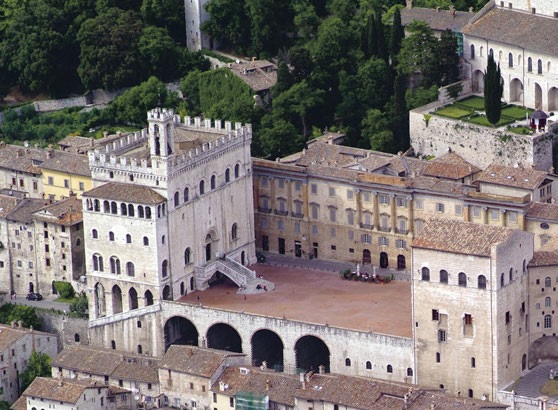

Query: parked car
left=26, top=292, right=42, bottom=301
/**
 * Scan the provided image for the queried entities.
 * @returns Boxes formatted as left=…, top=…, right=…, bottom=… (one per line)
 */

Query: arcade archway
left=295, top=335, right=330, bottom=373
left=207, top=323, right=242, bottom=353
left=251, top=329, right=284, bottom=371
left=163, top=316, right=199, bottom=352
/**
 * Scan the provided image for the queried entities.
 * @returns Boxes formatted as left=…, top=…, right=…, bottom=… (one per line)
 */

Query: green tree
left=0, top=304, right=41, bottom=330
left=108, top=77, right=179, bottom=125
left=258, top=116, right=304, bottom=159
left=405, top=85, right=438, bottom=110
left=138, top=26, right=181, bottom=81
left=356, top=57, right=392, bottom=110
left=484, top=54, right=503, bottom=125
left=202, top=0, right=250, bottom=52
left=70, top=292, right=88, bottom=317
left=391, top=73, right=409, bottom=151
left=180, top=70, right=203, bottom=115
left=293, top=0, right=320, bottom=41
left=388, top=6, right=404, bottom=67
left=273, top=81, right=325, bottom=139
left=53, top=281, right=75, bottom=299
left=19, top=352, right=52, bottom=393
left=397, top=21, right=438, bottom=86
left=141, top=0, right=185, bottom=43
left=361, top=109, right=396, bottom=152
left=437, top=29, right=459, bottom=86
left=77, top=8, right=144, bottom=90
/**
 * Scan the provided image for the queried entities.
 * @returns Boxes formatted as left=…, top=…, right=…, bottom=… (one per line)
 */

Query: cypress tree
left=389, top=7, right=404, bottom=67
left=367, top=14, right=378, bottom=57
left=484, top=54, right=503, bottom=125
left=376, top=12, right=388, bottom=63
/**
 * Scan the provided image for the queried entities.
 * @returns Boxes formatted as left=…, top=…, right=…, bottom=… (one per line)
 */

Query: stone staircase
left=514, top=361, right=558, bottom=398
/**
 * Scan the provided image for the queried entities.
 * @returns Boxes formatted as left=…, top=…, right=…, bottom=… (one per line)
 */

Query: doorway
left=380, top=252, right=388, bottom=269
left=262, top=235, right=269, bottom=251
left=397, top=255, right=406, bottom=270
left=278, top=238, right=285, bottom=255
left=295, top=241, right=302, bottom=257
left=362, top=249, right=371, bottom=264
left=313, top=242, right=318, bottom=259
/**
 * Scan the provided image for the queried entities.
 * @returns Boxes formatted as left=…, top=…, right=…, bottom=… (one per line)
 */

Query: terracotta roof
left=409, top=175, right=468, bottom=195
left=160, top=345, right=244, bottom=378
left=0, top=324, right=54, bottom=351
left=0, top=194, right=22, bottom=218
left=212, top=366, right=300, bottom=406
left=82, top=182, right=165, bottom=204
left=475, top=163, right=549, bottom=190
left=57, top=136, right=94, bottom=154
left=529, top=237, right=558, bottom=267
left=401, top=7, right=474, bottom=32
left=422, top=152, right=480, bottom=180
left=292, top=143, right=371, bottom=168
left=40, top=150, right=91, bottom=177
left=51, top=345, right=125, bottom=376
left=111, top=359, right=161, bottom=384
left=23, top=377, right=103, bottom=404
left=229, top=60, right=277, bottom=92
left=6, top=198, right=50, bottom=223
left=33, top=196, right=82, bottom=226
left=412, top=218, right=516, bottom=256
left=0, top=143, right=47, bottom=175
left=10, top=396, right=26, bottom=410
left=526, top=202, right=558, bottom=221
left=462, top=5, right=558, bottom=56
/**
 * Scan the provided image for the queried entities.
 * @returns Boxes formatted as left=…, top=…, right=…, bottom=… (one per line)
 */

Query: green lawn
left=434, top=106, right=473, bottom=119
left=508, top=126, right=533, bottom=135
left=465, top=114, right=515, bottom=127
left=501, top=105, right=533, bottom=121
left=456, top=96, right=486, bottom=110
left=92, top=125, right=141, bottom=139
left=541, top=379, right=558, bottom=396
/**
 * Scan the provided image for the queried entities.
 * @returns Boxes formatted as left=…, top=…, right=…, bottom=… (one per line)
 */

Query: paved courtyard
left=179, top=261, right=413, bottom=338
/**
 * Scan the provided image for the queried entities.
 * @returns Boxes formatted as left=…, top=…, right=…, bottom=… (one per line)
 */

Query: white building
left=84, top=108, right=256, bottom=352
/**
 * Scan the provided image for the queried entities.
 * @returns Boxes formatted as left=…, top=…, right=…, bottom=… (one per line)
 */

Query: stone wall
left=37, top=310, right=89, bottom=350
left=410, top=103, right=554, bottom=171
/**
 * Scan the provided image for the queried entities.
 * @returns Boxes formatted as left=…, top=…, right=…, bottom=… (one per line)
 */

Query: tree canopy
left=19, top=352, right=52, bottom=393
left=484, top=54, right=503, bottom=125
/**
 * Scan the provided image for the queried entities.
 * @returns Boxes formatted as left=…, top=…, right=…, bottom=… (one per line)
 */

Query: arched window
left=366, top=361, right=372, bottom=370
left=74, top=333, right=80, bottom=343
left=458, top=272, right=467, bottom=287
left=436, top=352, right=441, bottom=363
left=103, top=200, right=110, bottom=213
left=470, top=44, right=475, bottom=59
left=528, top=57, right=533, bottom=72
left=439, top=270, right=448, bottom=284
left=345, top=358, right=351, bottom=367
left=161, top=235, right=165, bottom=244
left=126, top=234, right=132, bottom=244
left=128, top=204, right=134, bottom=217
left=509, top=268, right=513, bottom=281
left=407, top=368, right=413, bottom=377
left=184, top=248, right=191, bottom=265
left=174, top=191, right=180, bottom=207
left=120, top=203, right=127, bottom=216
left=184, top=187, right=189, bottom=202
left=111, top=201, right=117, bottom=214
left=211, top=175, right=216, bottom=190
left=162, top=260, right=168, bottom=277
left=468, top=389, right=473, bottom=398
left=523, top=260, right=527, bottom=273
left=143, top=236, right=149, bottom=246
left=235, top=164, right=240, bottom=178
left=478, top=275, right=487, bottom=289
left=199, top=180, right=205, bottom=195
left=421, top=267, right=430, bottom=281
left=471, top=357, right=476, bottom=368
left=138, top=206, right=144, bottom=218
left=387, top=364, right=393, bottom=373
left=126, top=262, right=135, bottom=277
left=92, top=229, right=98, bottom=239
left=144, top=290, right=154, bottom=306
left=111, top=340, right=116, bottom=349
left=231, top=223, right=238, bottom=240
left=508, top=52, right=513, bottom=67
left=544, top=315, right=552, bottom=328
left=145, top=207, right=152, bottom=219
left=137, top=345, right=143, bottom=354
left=110, top=256, right=121, bottom=275
left=109, top=231, right=115, bottom=241
left=545, top=277, right=552, bottom=287
left=546, top=296, right=551, bottom=307
left=225, top=168, right=230, bottom=183
left=538, top=59, right=543, bottom=74
left=93, top=254, right=103, bottom=271
left=94, top=199, right=100, bottom=211
left=501, top=273, right=505, bottom=287
left=76, top=238, right=81, bottom=246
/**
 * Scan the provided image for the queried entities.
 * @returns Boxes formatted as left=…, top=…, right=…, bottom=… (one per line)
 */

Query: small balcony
left=360, top=223, right=374, bottom=230
left=258, top=207, right=272, bottom=214
left=274, top=209, right=288, bottom=216
left=377, top=226, right=391, bottom=233
left=395, top=228, right=409, bottom=235
left=291, top=212, right=304, bottom=218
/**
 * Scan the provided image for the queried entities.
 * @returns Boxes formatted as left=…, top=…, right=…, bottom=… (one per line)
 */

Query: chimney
left=300, top=373, right=305, bottom=390
left=318, top=365, right=325, bottom=374
left=265, top=380, right=271, bottom=390
left=17, top=320, right=22, bottom=329
left=469, top=6, right=473, bottom=12
left=406, top=0, right=413, bottom=8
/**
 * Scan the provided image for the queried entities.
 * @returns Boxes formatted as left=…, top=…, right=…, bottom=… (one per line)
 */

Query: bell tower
left=148, top=108, right=176, bottom=158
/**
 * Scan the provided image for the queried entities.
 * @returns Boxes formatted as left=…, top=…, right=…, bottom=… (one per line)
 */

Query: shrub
left=54, top=281, right=75, bottom=299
